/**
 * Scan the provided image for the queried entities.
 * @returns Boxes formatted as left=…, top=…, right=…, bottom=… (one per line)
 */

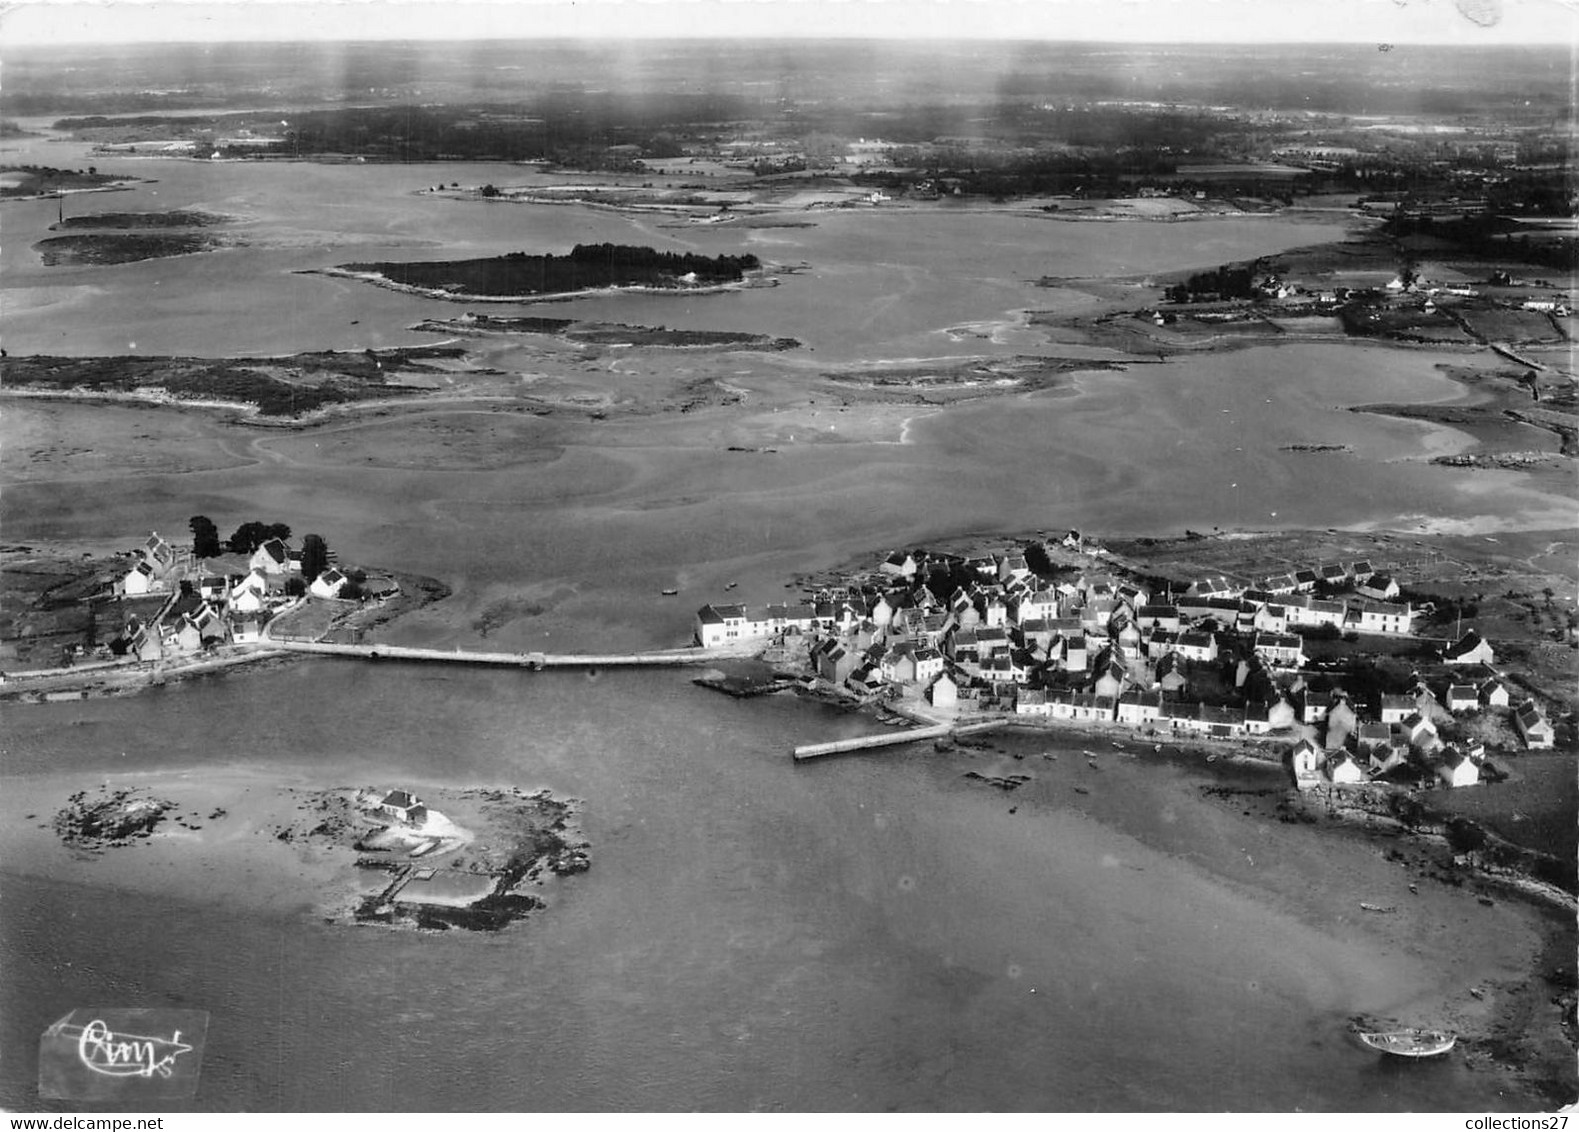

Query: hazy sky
left=2, top=0, right=1573, bottom=46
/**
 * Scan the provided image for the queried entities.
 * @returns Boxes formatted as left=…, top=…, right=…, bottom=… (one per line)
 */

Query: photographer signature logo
left=71, top=1018, right=195, bottom=1079
left=39, top=1008, right=208, bottom=1100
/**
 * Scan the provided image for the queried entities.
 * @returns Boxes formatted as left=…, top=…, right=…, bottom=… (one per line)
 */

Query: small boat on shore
left=1358, top=1029, right=1455, bottom=1058
left=661, top=588, right=679, bottom=596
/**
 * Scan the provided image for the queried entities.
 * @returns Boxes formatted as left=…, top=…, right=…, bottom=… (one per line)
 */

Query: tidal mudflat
left=3, top=93, right=1574, bottom=1114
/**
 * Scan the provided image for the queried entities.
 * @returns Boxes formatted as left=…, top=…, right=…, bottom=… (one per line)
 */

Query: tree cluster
left=1164, top=264, right=1258, bottom=304
left=348, top=244, right=759, bottom=299
left=219, top=519, right=292, bottom=555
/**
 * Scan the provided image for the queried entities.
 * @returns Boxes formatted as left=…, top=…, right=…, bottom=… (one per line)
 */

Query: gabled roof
left=1514, top=699, right=1549, bottom=727
left=381, top=789, right=420, bottom=809
left=257, top=538, right=289, bottom=563
left=1443, top=630, right=1489, bottom=660
left=1119, top=689, right=1164, bottom=708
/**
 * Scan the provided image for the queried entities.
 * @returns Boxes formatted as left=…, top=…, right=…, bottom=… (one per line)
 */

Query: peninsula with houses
left=692, top=528, right=1574, bottom=900
left=697, top=537, right=1560, bottom=772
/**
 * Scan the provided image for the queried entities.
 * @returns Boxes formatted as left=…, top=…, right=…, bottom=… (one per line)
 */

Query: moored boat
left=1358, top=1029, right=1455, bottom=1058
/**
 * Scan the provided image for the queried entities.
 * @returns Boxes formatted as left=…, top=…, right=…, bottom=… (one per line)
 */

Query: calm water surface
left=0, top=663, right=1534, bottom=1111
left=1, top=133, right=1346, bottom=360
left=1, top=134, right=1563, bottom=1112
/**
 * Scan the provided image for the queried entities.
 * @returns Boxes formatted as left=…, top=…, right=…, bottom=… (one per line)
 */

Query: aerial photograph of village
left=0, top=0, right=1574, bottom=1116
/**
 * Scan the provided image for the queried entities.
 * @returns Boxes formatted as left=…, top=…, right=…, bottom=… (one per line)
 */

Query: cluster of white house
left=110, top=531, right=364, bottom=662
left=694, top=544, right=1559, bottom=784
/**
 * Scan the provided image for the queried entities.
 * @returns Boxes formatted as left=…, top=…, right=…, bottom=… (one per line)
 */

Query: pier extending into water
left=267, top=639, right=737, bottom=669
left=793, top=720, right=1005, bottom=762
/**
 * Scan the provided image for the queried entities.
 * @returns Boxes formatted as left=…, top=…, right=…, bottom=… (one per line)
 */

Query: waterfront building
left=378, top=790, right=428, bottom=824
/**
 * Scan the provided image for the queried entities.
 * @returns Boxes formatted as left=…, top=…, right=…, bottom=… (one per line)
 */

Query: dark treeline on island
left=343, top=244, right=761, bottom=298
left=3, top=347, right=464, bottom=417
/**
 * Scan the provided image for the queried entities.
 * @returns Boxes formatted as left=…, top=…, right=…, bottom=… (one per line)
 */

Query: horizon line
left=5, top=33, right=1573, bottom=48
left=3, top=0, right=1573, bottom=49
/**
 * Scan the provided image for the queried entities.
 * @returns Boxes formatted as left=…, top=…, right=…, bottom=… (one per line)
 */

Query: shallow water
left=1, top=134, right=1346, bottom=361
left=0, top=663, right=1544, bottom=1111
left=2, top=134, right=1570, bottom=1113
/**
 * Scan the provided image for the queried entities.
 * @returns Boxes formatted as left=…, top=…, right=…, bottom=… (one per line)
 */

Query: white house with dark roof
left=230, top=615, right=265, bottom=644
left=1174, top=630, right=1218, bottom=663
left=229, top=569, right=271, bottom=614
left=1345, top=600, right=1413, bottom=635
left=1290, top=738, right=1323, bottom=788
left=1249, top=629, right=1303, bottom=668
left=1514, top=699, right=1555, bottom=749
left=1187, top=575, right=1240, bottom=598
left=1356, top=573, right=1400, bottom=601
left=122, top=558, right=161, bottom=596
left=1325, top=751, right=1365, bottom=786
left=1401, top=711, right=1440, bottom=753
left=1253, top=603, right=1290, bottom=634
left=1379, top=693, right=1416, bottom=724
left=1284, top=596, right=1346, bottom=628
left=1261, top=573, right=1300, bottom=595
left=1011, top=589, right=1060, bottom=625
left=880, top=550, right=918, bottom=578
left=694, top=603, right=750, bottom=647
left=1443, top=630, right=1494, bottom=666
left=879, top=643, right=918, bottom=684
left=1116, top=688, right=1164, bottom=726
left=251, top=537, right=292, bottom=576
left=1356, top=720, right=1393, bottom=753
left=1478, top=677, right=1510, bottom=709
left=310, top=567, right=350, bottom=600
left=1015, top=688, right=1049, bottom=716
left=928, top=671, right=959, bottom=710
left=872, top=593, right=904, bottom=628
left=1436, top=748, right=1481, bottom=788
left=378, top=789, right=428, bottom=824
left=813, top=638, right=857, bottom=685
left=1136, top=604, right=1181, bottom=633
left=1444, top=684, right=1480, bottom=713
left=121, top=531, right=178, bottom=595
left=912, top=647, right=945, bottom=685
left=996, top=553, right=1031, bottom=585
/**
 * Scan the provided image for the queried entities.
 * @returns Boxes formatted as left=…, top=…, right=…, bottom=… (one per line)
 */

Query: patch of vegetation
left=0, top=164, right=122, bottom=198
left=341, top=244, right=760, bottom=298
left=53, top=210, right=228, bottom=229
left=3, top=348, right=463, bottom=417
left=35, top=232, right=222, bottom=266
left=54, top=787, right=171, bottom=848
